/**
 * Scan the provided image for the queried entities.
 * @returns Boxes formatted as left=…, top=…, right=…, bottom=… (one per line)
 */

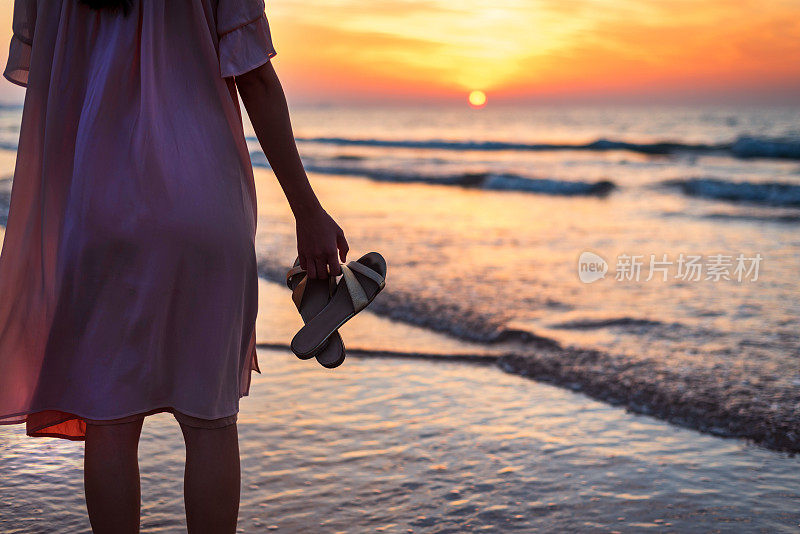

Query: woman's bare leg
left=84, top=418, right=145, bottom=534
left=179, top=422, right=240, bottom=534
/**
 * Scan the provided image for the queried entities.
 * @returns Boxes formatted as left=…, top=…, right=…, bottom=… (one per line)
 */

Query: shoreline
left=256, top=266, right=800, bottom=454
left=257, top=334, right=799, bottom=454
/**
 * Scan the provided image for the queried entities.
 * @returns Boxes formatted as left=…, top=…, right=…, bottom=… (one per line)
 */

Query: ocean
left=246, top=103, right=800, bottom=451
left=1, top=103, right=799, bottom=531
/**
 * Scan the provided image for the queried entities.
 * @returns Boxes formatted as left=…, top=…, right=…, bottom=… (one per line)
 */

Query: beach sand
left=1, top=279, right=799, bottom=532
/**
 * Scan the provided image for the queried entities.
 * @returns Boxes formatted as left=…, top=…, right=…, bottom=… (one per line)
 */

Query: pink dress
left=0, top=0, right=277, bottom=440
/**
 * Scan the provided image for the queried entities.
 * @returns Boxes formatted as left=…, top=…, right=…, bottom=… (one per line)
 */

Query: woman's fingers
left=313, top=257, right=328, bottom=280
left=327, top=253, right=342, bottom=277
left=304, top=256, right=318, bottom=279
left=337, top=232, right=349, bottom=263
left=300, top=252, right=341, bottom=279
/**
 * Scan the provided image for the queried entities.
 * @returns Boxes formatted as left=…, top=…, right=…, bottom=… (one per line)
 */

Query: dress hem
left=0, top=393, right=250, bottom=441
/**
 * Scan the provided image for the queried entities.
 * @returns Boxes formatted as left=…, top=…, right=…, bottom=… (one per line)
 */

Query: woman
left=0, top=0, right=347, bottom=532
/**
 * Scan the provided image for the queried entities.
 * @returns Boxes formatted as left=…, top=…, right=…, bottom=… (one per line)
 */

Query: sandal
left=286, top=257, right=346, bottom=368
left=290, top=252, right=387, bottom=360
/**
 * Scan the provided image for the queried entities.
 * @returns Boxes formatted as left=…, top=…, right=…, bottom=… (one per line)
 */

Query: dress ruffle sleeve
left=217, top=0, right=277, bottom=78
left=4, top=0, right=37, bottom=87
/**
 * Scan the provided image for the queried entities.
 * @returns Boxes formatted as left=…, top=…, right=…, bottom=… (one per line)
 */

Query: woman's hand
left=295, top=207, right=349, bottom=279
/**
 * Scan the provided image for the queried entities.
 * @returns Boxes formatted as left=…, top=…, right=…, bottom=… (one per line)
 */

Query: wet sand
left=2, top=280, right=798, bottom=533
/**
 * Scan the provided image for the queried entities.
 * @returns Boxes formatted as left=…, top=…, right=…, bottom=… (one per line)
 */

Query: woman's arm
left=236, top=61, right=348, bottom=279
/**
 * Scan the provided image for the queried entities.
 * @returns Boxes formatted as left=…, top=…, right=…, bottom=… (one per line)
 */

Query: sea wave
left=251, top=152, right=616, bottom=196
left=663, top=178, right=800, bottom=206
left=731, top=136, right=800, bottom=159
left=482, top=175, right=615, bottom=196
left=291, top=135, right=715, bottom=154
left=285, top=135, right=800, bottom=160
left=663, top=209, right=800, bottom=224
left=549, top=317, right=666, bottom=329
left=702, top=212, right=800, bottom=224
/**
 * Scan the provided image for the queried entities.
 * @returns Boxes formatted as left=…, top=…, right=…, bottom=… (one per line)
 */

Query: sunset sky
left=1, top=0, right=799, bottom=105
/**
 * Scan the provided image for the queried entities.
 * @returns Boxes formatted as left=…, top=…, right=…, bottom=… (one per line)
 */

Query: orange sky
left=1, top=0, right=799, bottom=104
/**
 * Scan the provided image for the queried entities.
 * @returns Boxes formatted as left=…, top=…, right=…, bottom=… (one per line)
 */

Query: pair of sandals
left=285, top=252, right=387, bottom=368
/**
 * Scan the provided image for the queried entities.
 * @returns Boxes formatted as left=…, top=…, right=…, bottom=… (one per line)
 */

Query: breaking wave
left=286, top=135, right=800, bottom=160
left=663, top=178, right=800, bottom=206
left=251, top=152, right=616, bottom=196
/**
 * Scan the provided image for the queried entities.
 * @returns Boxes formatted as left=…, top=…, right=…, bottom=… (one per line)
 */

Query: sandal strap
left=345, top=261, right=385, bottom=285
left=287, top=258, right=306, bottom=306
left=286, top=266, right=306, bottom=288
left=340, top=264, right=370, bottom=313
left=291, top=276, right=308, bottom=309
left=289, top=269, right=337, bottom=309
left=328, top=274, right=337, bottom=296
left=286, top=257, right=305, bottom=288
left=287, top=265, right=306, bottom=279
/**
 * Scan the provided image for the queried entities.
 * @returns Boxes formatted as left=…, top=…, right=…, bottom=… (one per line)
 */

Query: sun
left=468, top=90, right=487, bottom=108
